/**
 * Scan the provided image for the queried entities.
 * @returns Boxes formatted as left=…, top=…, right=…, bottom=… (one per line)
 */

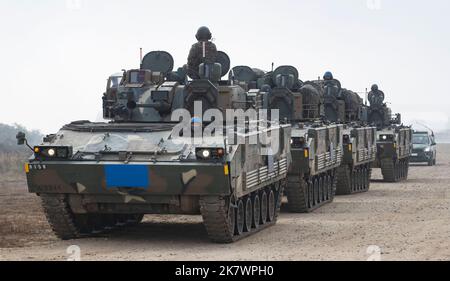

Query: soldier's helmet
left=371, top=84, right=379, bottom=91
left=323, top=71, right=333, bottom=80
left=196, top=26, right=212, bottom=41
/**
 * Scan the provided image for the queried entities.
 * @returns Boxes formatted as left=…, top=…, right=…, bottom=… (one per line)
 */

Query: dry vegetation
left=0, top=152, right=28, bottom=181
left=0, top=124, right=53, bottom=249
left=0, top=162, right=56, bottom=249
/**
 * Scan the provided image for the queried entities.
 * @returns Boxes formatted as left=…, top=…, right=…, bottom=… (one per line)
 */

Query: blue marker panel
left=105, top=165, right=149, bottom=189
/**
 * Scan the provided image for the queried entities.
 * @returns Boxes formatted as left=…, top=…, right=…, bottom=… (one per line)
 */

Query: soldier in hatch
left=323, top=71, right=334, bottom=81
left=322, top=71, right=340, bottom=97
left=368, top=84, right=385, bottom=106
left=187, top=26, right=218, bottom=79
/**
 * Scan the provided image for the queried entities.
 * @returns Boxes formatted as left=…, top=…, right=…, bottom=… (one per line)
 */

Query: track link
left=200, top=180, right=285, bottom=243
left=41, top=194, right=83, bottom=240
left=40, top=194, right=144, bottom=240
left=336, top=164, right=372, bottom=195
left=286, top=169, right=337, bottom=213
left=381, top=158, right=410, bottom=182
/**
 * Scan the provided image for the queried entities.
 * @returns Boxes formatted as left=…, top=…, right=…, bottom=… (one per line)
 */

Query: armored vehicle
left=232, top=65, right=342, bottom=212
left=18, top=51, right=291, bottom=243
left=367, top=86, right=412, bottom=182
left=311, top=77, right=377, bottom=195
left=411, top=130, right=437, bottom=166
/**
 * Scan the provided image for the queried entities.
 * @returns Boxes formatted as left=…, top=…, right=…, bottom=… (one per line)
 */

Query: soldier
left=187, top=26, right=218, bottom=79
left=322, top=71, right=340, bottom=97
left=323, top=71, right=334, bottom=81
left=368, top=84, right=385, bottom=106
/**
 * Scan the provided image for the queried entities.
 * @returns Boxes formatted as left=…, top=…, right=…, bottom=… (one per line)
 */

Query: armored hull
left=21, top=50, right=292, bottom=243
left=335, top=126, right=377, bottom=195
left=26, top=120, right=290, bottom=243
left=366, top=86, right=412, bottom=183
left=373, top=126, right=412, bottom=182
left=286, top=123, right=342, bottom=212
left=309, top=78, right=377, bottom=196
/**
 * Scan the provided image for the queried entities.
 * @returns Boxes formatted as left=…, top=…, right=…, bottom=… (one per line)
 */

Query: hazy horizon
left=1, top=0, right=449, bottom=133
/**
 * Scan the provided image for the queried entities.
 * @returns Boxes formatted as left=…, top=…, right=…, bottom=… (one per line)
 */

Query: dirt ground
left=1, top=145, right=449, bottom=261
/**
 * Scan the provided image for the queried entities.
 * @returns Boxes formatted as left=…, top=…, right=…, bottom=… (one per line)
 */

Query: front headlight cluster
left=34, top=146, right=73, bottom=160
left=195, top=148, right=225, bottom=160
left=424, top=147, right=432, bottom=153
left=379, top=134, right=394, bottom=141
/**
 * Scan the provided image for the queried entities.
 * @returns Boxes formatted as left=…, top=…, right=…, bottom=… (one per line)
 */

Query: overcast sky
left=1, top=0, right=449, bottom=133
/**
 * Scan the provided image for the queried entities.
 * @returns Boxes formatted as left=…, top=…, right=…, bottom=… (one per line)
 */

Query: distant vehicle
left=411, top=131, right=437, bottom=166
left=366, top=85, right=412, bottom=183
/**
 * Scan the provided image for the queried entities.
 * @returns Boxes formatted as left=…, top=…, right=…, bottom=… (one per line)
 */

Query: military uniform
left=187, top=41, right=218, bottom=79
left=368, top=89, right=385, bottom=106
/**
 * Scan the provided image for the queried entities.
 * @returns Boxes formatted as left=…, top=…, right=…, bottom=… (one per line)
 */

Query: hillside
left=0, top=124, right=43, bottom=180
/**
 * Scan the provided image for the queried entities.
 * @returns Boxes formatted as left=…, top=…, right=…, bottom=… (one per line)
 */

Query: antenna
left=271, top=62, right=274, bottom=72
left=365, top=87, right=368, bottom=106
left=415, top=121, right=434, bottom=135
left=140, top=48, right=143, bottom=64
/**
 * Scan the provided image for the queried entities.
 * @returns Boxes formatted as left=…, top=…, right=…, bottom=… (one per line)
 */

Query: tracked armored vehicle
left=311, top=77, right=377, bottom=195
left=232, top=65, right=342, bottom=213
left=18, top=51, right=291, bottom=243
left=367, top=85, right=412, bottom=182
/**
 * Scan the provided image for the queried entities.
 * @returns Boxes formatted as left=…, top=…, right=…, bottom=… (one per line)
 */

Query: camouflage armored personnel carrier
left=311, top=77, right=377, bottom=195
left=367, top=85, right=412, bottom=182
left=232, top=65, right=342, bottom=212
left=17, top=50, right=291, bottom=243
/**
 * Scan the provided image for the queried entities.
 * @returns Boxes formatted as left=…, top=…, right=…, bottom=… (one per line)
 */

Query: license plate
left=105, top=165, right=149, bottom=189
left=411, top=153, right=418, bottom=157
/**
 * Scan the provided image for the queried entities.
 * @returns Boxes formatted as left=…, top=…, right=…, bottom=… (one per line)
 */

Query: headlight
left=34, top=146, right=73, bottom=160
left=47, top=148, right=56, bottom=157
left=379, top=134, right=394, bottom=141
left=196, top=148, right=225, bottom=160
left=424, top=147, right=431, bottom=152
left=202, top=150, right=211, bottom=158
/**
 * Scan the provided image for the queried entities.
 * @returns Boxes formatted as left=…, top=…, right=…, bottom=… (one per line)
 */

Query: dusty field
left=1, top=145, right=450, bottom=261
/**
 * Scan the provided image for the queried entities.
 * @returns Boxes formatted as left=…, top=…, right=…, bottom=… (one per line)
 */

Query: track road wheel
left=318, top=177, right=324, bottom=203
left=244, top=197, right=252, bottom=232
left=313, top=178, right=319, bottom=206
left=286, top=174, right=309, bottom=213
left=268, top=190, right=275, bottom=222
left=325, top=175, right=331, bottom=200
left=235, top=200, right=244, bottom=235
left=308, top=180, right=314, bottom=210
left=40, top=194, right=94, bottom=240
left=363, top=167, right=369, bottom=191
left=260, top=191, right=268, bottom=225
left=252, top=195, right=260, bottom=229
left=199, top=196, right=235, bottom=243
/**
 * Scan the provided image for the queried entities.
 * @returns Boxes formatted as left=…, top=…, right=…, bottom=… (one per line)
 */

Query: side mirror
left=16, top=131, right=34, bottom=152
left=16, top=132, right=26, bottom=145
